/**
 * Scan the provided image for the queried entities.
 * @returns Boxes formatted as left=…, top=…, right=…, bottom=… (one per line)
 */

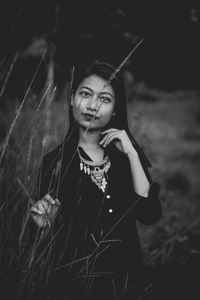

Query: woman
left=30, top=61, right=161, bottom=299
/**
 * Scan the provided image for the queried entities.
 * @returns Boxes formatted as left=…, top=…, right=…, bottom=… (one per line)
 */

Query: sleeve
left=133, top=181, right=161, bottom=225
left=37, top=148, right=60, bottom=200
left=27, top=150, right=63, bottom=246
left=122, top=153, right=162, bottom=225
left=27, top=148, right=61, bottom=241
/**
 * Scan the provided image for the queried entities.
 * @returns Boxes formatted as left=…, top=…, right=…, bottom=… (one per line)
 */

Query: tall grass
left=0, top=84, right=69, bottom=298
left=0, top=74, right=200, bottom=298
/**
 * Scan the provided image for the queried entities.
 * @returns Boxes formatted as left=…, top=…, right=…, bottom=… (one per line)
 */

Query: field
left=127, top=78, right=200, bottom=298
left=0, top=74, right=200, bottom=299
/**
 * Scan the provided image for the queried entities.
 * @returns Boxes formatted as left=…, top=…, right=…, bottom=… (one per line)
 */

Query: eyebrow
left=80, top=86, right=113, bottom=98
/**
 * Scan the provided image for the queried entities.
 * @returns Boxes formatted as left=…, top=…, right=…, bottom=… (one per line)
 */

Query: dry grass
left=0, top=79, right=200, bottom=298
left=128, top=82, right=200, bottom=298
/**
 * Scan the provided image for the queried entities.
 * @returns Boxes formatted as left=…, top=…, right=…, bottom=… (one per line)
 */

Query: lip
left=83, top=113, right=98, bottom=120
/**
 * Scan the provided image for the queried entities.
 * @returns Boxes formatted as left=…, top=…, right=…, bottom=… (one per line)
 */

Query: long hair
left=63, top=60, right=152, bottom=176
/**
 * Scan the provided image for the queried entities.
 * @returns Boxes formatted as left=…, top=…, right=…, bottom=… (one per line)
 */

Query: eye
left=100, top=96, right=112, bottom=103
left=79, top=90, right=91, bottom=98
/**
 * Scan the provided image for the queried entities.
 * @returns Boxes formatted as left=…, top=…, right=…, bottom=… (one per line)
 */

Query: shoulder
left=41, top=144, right=62, bottom=171
left=43, top=144, right=62, bottom=161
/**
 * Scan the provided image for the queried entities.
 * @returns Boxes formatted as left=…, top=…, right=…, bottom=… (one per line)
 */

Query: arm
left=100, top=128, right=161, bottom=224
left=120, top=151, right=161, bottom=225
left=101, top=128, right=151, bottom=196
left=125, top=144, right=161, bottom=225
left=126, top=149, right=150, bottom=197
left=30, top=148, right=61, bottom=228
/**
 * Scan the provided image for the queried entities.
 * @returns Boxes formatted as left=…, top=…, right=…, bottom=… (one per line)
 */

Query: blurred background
left=0, top=3, right=200, bottom=299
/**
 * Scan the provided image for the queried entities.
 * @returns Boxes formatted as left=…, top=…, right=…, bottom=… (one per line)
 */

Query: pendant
left=78, top=154, right=111, bottom=193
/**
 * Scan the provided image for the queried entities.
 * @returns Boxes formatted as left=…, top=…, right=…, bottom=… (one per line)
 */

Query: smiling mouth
left=83, top=113, right=98, bottom=120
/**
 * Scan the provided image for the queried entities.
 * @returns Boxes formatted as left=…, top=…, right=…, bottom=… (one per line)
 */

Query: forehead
left=78, top=75, right=114, bottom=95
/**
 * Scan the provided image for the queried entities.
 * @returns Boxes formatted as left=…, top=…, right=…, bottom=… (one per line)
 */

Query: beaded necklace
left=77, top=147, right=111, bottom=193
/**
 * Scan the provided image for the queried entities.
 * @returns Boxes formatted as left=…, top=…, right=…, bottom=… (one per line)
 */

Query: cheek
left=100, top=106, right=114, bottom=122
left=73, top=97, right=84, bottom=114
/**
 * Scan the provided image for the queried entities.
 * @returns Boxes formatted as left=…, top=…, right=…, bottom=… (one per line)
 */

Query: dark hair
left=68, top=60, right=129, bottom=132
left=64, top=60, right=152, bottom=172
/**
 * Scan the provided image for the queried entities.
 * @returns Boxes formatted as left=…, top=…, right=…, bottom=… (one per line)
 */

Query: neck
left=78, top=127, right=101, bottom=149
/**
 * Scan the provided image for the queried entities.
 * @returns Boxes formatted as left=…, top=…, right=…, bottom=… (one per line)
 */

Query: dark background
left=0, top=4, right=200, bottom=299
left=0, top=3, right=200, bottom=98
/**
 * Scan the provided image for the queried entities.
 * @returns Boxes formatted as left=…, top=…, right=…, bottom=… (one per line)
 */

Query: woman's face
left=71, top=74, right=115, bottom=130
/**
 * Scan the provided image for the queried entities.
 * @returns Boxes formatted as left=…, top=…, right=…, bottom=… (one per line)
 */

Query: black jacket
left=30, top=142, right=161, bottom=299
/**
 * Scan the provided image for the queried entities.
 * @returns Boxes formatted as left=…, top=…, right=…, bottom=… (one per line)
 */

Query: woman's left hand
left=100, top=129, right=138, bottom=157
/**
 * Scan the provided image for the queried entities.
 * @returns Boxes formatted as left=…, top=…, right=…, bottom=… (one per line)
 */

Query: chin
left=78, top=119, right=102, bottom=130
left=79, top=123, right=98, bottom=131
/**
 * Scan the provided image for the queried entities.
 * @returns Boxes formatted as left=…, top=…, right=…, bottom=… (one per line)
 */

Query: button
left=106, top=194, right=110, bottom=199
left=108, top=208, right=113, bottom=213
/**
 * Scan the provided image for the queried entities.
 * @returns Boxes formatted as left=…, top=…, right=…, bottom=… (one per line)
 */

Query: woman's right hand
left=30, top=194, right=61, bottom=228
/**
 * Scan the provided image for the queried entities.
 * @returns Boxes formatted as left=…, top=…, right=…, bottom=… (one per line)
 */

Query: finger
left=51, top=200, right=61, bottom=213
left=100, top=129, right=120, bottom=145
left=100, top=132, right=115, bottom=146
left=45, top=194, right=51, bottom=200
left=100, top=130, right=119, bottom=145
left=31, top=206, right=43, bottom=215
left=44, top=194, right=55, bottom=205
left=101, top=128, right=119, bottom=134
left=103, top=135, right=118, bottom=147
left=105, top=132, right=123, bottom=147
left=102, top=132, right=121, bottom=147
left=54, top=198, right=61, bottom=206
left=99, top=133, right=109, bottom=145
left=38, top=202, right=49, bottom=214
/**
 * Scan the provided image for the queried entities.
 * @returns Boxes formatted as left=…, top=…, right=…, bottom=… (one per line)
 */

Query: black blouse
left=31, top=143, right=161, bottom=299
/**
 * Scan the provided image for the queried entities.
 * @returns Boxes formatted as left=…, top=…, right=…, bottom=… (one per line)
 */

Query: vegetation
left=0, top=70, right=200, bottom=299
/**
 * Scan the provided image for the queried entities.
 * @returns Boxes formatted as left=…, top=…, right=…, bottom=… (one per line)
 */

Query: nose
left=86, top=96, right=99, bottom=111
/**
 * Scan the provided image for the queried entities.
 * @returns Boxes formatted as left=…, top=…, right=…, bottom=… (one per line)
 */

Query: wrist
left=126, top=148, right=139, bottom=159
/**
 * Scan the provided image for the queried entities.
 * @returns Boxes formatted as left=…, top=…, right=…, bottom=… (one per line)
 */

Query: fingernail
left=55, top=199, right=61, bottom=205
